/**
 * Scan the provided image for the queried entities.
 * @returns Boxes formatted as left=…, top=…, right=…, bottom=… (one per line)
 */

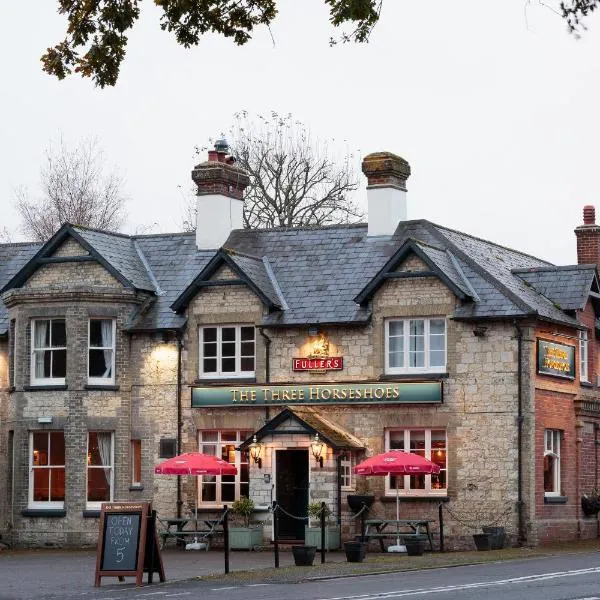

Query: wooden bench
left=358, top=532, right=429, bottom=551
left=158, top=529, right=215, bottom=550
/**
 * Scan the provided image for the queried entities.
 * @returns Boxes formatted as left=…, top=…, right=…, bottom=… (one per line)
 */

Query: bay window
left=385, top=318, right=446, bottom=374
left=88, top=318, right=116, bottom=384
left=385, top=429, right=447, bottom=495
left=29, top=431, right=65, bottom=508
left=544, top=429, right=561, bottom=496
left=31, top=319, right=66, bottom=384
left=199, top=325, right=255, bottom=378
left=198, top=430, right=250, bottom=505
left=87, top=431, right=114, bottom=508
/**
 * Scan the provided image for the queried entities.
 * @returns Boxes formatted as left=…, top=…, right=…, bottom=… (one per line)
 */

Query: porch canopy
left=237, top=406, right=364, bottom=452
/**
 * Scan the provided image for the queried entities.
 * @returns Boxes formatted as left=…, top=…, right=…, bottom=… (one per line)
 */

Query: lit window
left=131, top=439, right=142, bottom=486
left=544, top=429, right=561, bottom=496
left=198, top=430, right=250, bottom=505
left=29, top=431, right=65, bottom=508
left=385, top=318, right=446, bottom=373
left=87, top=432, right=114, bottom=508
left=340, top=452, right=354, bottom=490
left=88, top=319, right=116, bottom=384
left=385, top=429, right=447, bottom=495
left=579, top=330, right=589, bottom=382
left=199, top=325, right=255, bottom=378
left=31, top=319, right=66, bottom=384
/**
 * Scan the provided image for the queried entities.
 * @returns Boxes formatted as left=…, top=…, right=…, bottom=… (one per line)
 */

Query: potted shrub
left=481, top=526, right=505, bottom=549
left=404, top=538, right=426, bottom=556
left=344, top=540, right=366, bottom=562
left=304, top=502, right=341, bottom=550
left=292, top=544, right=317, bottom=566
left=581, top=489, right=600, bottom=517
left=229, top=497, right=263, bottom=550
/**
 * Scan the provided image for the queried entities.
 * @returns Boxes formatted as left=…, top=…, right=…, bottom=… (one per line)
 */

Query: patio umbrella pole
left=388, top=484, right=406, bottom=553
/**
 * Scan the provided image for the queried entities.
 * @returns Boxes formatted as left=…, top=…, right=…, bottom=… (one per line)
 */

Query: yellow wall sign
left=537, top=339, right=575, bottom=379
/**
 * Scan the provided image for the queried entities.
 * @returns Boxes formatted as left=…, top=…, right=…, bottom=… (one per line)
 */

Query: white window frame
left=385, top=318, right=447, bottom=374
left=86, top=431, right=114, bottom=510
left=544, top=429, right=561, bottom=497
left=199, top=325, right=255, bottom=379
left=197, top=430, right=250, bottom=506
left=30, top=318, right=66, bottom=386
left=579, top=330, right=589, bottom=383
left=384, top=429, right=447, bottom=496
left=28, top=431, right=65, bottom=509
left=340, top=452, right=355, bottom=491
left=87, top=318, right=116, bottom=385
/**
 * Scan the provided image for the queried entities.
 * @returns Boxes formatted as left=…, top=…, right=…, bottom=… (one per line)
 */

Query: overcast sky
left=3, top=1, right=600, bottom=264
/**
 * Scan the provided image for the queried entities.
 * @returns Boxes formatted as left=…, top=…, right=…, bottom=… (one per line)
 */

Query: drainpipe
left=514, top=320, right=526, bottom=546
left=258, top=328, right=271, bottom=421
left=176, top=330, right=183, bottom=520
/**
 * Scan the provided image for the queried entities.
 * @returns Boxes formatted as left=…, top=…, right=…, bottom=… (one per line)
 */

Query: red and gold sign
left=292, top=331, right=343, bottom=372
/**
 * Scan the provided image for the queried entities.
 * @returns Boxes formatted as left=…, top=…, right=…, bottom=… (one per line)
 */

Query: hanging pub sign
left=537, top=339, right=575, bottom=379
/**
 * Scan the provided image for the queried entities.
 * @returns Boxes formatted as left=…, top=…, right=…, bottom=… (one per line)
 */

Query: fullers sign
left=537, top=339, right=575, bottom=379
left=292, top=357, right=343, bottom=371
left=191, top=381, right=442, bottom=407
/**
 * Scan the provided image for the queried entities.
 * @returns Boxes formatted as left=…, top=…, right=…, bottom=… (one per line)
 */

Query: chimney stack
left=362, top=152, right=411, bottom=237
left=192, top=138, right=250, bottom=250
left=575, top=205, right=600, bottom=265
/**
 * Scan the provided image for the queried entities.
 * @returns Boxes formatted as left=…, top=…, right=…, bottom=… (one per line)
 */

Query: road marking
left=165, top=594, right=191, bottom=598
left=314, top=566, right=600, bottom=600
left=211, top=586, right=240, bottom=591
left=133, top=593, right=168, bottom=597
left=247, top=584, right=271, bottom=587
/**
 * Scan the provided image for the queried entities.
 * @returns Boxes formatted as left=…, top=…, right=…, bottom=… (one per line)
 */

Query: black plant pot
left=473, top=533, right=493, bottom=551
left=405, top=539, right=425, bottom=556
left=482, top=526, right=505, bottom=550
left=344, top=541, right=366, bottom=562
left=347, top=495, right=375, bottom=513
left=292, top=545, right=316, bottom=566
left=581, top=496, right=600, bottom=517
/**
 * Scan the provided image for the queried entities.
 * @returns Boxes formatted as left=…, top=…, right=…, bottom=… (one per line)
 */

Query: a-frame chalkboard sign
left=95, top=502, right=165, bottom=587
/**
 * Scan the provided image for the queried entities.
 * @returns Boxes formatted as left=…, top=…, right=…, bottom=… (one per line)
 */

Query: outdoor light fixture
left=311, top=433, right=324, bottom=468
left=249, top=435, right=263, bottom=469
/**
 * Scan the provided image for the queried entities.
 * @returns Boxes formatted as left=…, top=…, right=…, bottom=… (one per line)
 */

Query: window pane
left=38, top=350, right=51, bottom=378
left=389, top=321, right=403, bottom=336
left=52, top=349, right=66, bottom=378
left=430, top=350, right=445, bottom=367
left=544, top=455, right=556, bottom=492
left=221, top=484, right=235, bottom=502
left=409, top=431, right=426, bottom=452
left=241, top=341, right=254, bottom=356
left=430, top=335, right=445, bottom=351
left=132, top=440, right=142, bottom=484
left=201, top=431, right=218, bottom=442
left=33, top=432, right=49, bottom=465
left=222, top=327, right=235, bottom=342
left=89, top=349, right=109, bottom=377
left=50, top=468, right=65, bottom=501
left=89, top=320, right=103, bottom=347
left=33, top=469, right=50, bottom=501
left=202, top=481, right=216, bottom=502
left=88, top=468, right=110, bottom=501
left=203, top=358, right=217, bottom=372
left=240, top=482, right=249, bottom=497
left=204, top=343, right=217, bottom=357
left=51, top=320, right=66, bottom=347
left=49, top=432, right=65, bottom=464
left=410, top=320, right=424, bottom=336
left=409, top=350, right=424, bottom=368
left=240, top=357, right=254, bottom=371
left=430, top=319, right=445, bottom=335
left=34, top=320, right=50, bottom=348
left=241, top=327, right=254, bottom=341
left=202, top=444, right=217, bottom=456
left=221, top=342, right=235, bottom=357
left=222, top=431, right=237, bottom=441
left=222, top=358, right=235, bottom=372
left=203, top=328, right=217, bottom=343
left=389, top=432, right=404, bottom=450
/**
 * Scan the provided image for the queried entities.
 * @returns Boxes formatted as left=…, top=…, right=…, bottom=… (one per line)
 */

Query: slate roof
left=0, top=218, right=595, bottom=334
left=512, top=265, right=598, bottom=311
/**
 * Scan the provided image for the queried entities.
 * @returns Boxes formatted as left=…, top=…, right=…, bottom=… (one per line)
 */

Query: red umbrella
left=155, top=453, right=237, bottom=549
left=354, top=450, right=440, bottom=552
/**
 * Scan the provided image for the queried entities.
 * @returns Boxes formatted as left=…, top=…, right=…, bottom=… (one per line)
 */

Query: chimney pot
left=583, top=205, right=596, bottom=225
left=575, top=204, right=600, bottom=266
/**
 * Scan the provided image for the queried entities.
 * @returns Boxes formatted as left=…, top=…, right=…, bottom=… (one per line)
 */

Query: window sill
left=580, top=381, right=594, bottom=388
left=22, top=509, right=66, bottom=518
left=194, top=378, right=257, bottom=385
left=544, top=495, right=568, bottom=504
left=84, top=384, right=120, bottom=391
left=24, top=385, right=68, bottom=391
left=379, top=373, right=449, bottom=381
left=82, top=510, right=101, bottom=518
left=380, top=495, right=449, bottom=503
left=129, top=485, right=144, bottom=492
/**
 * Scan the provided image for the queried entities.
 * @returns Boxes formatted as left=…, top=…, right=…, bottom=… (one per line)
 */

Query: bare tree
left=15, top=137, right=127, bottom=242
left=190, top=112, right=363, bottom=230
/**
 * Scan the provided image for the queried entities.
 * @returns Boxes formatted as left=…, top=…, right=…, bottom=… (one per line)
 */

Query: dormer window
left=31, top=319, right=66, bottom=385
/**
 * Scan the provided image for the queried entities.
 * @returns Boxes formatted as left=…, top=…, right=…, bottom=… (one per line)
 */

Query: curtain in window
left=96, top=432, right=112, bottom=486
left=100, top=321, right=113, bottom=377
left=34, top=321, right=48, bottom=378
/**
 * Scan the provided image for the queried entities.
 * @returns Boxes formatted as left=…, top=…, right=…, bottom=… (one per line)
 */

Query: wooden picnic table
left=360, top=518, right=435, bottom=552
left=157, top=517, right=221, bottom=549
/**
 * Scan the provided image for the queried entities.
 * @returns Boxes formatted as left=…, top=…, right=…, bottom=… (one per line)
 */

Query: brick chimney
left=362, top=152, right=411, bottom=237
left=192, top=138, right=250, bottom=250
left=575, top=205, right=600, bottom=265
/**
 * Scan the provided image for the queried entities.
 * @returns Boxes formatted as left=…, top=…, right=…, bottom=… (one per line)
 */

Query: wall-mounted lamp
left=473, top=326, right=488, bottom=338
left=37, top=416, right=53, bottom=424
left=249, top=435, right=263, bottom=469
left=311, top=433, right=324, bottom=468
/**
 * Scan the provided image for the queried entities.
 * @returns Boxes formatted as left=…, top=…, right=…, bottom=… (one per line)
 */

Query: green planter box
left=304, top=526, right=341, bottom=550
left=228, top=527, right=263, bottom=550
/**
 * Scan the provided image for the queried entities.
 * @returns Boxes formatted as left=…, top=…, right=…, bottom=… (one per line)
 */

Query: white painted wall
left=367, top=186, right=407, bottom=237
left=196, top=194, right=244, bottom=249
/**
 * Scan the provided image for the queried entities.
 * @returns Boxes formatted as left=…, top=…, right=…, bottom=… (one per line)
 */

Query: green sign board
left=191, top=381, right=442, bottom=407
left=537, top=339, right=575, bottom=379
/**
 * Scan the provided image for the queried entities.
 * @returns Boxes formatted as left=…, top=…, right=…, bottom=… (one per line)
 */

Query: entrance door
left=275, top=449, right=309, bottom=540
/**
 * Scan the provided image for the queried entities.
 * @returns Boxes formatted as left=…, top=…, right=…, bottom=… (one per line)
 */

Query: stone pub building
left=1, top=144, right=600, bottom=549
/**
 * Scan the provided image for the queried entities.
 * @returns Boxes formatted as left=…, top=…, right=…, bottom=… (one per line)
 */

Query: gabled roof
left=512, top=265, right=598, bottom=311
left=0, top=224, right=155, bottom=294
left=354, top=239, right=473, bottom=305
left=171, top=248, right=283, bottom=313
left=238, top=406, right=364, bottom=451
